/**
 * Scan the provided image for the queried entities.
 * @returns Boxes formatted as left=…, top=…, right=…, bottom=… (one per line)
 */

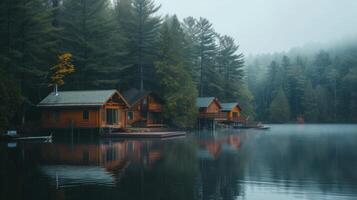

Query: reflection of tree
left=0, top=144, right=55, bottom=200
left=117, top=140, right=199, bottom=200
left=241, top=131, right=357, bottom=194
left=196, top=134, right=246, bottom=200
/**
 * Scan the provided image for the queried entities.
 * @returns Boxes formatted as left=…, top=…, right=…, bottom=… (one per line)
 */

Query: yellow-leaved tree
left=49, top=53, right=75, bottom=87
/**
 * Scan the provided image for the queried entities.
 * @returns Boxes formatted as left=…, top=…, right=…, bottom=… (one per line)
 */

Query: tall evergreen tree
left=269, top=87, right=290, bottom=123
left=281, top=55, right=291, bottom=95
left=303, top=81, right=319, bottom=122
left=287, top=57, right=305, bottom=120
left=216, top=35, right=245, bottom=100
left=60, top=0, right=115, bottom=89
left=0, top=69, right=22, bottom=131
left=155, top=16, right=198, bottom=127
left=0, top=0, right=58, bottom=102
left=194, top=17, right=217, bottom=97
left=129, top=0, right=161, bottom=91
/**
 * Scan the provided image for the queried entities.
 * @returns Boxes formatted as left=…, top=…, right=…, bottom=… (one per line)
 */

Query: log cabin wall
left=226, top=106, right=241, bottom=121
left=205, top=100, right=221, bottom=113
left=41, top=108, right=100, bottom=129
left=100, top=103, right=127, bottom=129
left=126, top=95, right=163, bottom=126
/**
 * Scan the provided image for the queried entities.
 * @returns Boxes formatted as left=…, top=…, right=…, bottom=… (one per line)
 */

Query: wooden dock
left=103, top=131, right=187, bottom=139
left=0, top=134, right=52, bottom=142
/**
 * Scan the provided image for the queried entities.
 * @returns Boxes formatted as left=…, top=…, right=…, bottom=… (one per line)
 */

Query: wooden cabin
left=221, top=103, right=242, bottom=122
left=38, top=90, right=129, bottom=130
left=123, top=88, right=163, bottom=127
left=196, top=97, right=225, bottom=120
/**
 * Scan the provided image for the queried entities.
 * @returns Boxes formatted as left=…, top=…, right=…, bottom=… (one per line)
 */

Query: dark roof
left=122, top=88, right=151, bottom=106
left=38, top=90, right=128, bottom=107
left=221, top=103, right=241, bottom=111
left=197, top=97, right=218, bottom=108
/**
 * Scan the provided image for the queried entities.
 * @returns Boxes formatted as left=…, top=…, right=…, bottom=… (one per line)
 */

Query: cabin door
left=140, top=97, right=149, bottom=119
left=106, top=109, right=119, bottom=125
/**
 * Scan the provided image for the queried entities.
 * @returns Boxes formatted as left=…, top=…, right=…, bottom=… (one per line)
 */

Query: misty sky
left=155, top=0, right=357, bottom=55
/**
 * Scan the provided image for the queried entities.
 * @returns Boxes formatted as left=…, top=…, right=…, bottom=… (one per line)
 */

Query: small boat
left=233, top=123, right=270, bottom=130
left=16, top=135, right=53, bottom=142
left=0, top=132, right=52, bottom=142
left=255, top=126, right=270, bottom=130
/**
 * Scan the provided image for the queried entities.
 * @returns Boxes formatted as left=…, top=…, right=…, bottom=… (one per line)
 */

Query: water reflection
left=1, top=125, right=357, bottom=200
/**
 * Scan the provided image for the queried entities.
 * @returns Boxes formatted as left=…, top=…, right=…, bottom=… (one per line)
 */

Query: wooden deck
left=102, top=131, right=186, bottom=139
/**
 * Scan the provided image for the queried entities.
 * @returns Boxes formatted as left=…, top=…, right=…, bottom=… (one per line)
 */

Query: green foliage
left=0, top=0, right=257, bottom=128
left=60, top=0, right=116, bottom=89
left=125, top=0, right=161, bottom=91
left=247, top=39, right=357, bottom=123
left=155, top=16, right=198, bottom=128
left=0, top=0, right=59, bottom=103
left=194, top=18, right=218, bottom=96
left=303, top=81, right=319, bottom=122
left=269, top=87, right=290, bottom=123
left=0, top=69, right=23, bottom=131
left=235, top=84, right=255, bottom=119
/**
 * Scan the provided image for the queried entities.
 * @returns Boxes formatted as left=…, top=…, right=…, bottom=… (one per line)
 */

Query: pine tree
left=266, top=61, right=281, bottom=101
left=287, top=57, right=306, bottom=120
left=155, top=16, right=198, bottom=127
left=194, top=17, right=217, bottom=97
left=303, top=81, right=319, bottom=122
left=60, top=0, right=115, bottom=89
left=216, top=35, right=244, bottom=100
left=281, top=55, right=291, bottom=95
left=0, top=69, right=22, bottom=131
left=0, top=0, right=59, bottom=103
left=269, top=87, right=290, bottom=123
left=128, top=0, right=161, bottom=91
left=313, top=50, right=331, bottom=85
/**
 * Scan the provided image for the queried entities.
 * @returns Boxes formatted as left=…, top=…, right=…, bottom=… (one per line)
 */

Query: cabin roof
left=38, top=89, right=128, bottom=107
left=122, top=88, right=161, bottom=106
left=221, top=103, right=241, bottom=111
left=196, top=97, right=218, bottom=108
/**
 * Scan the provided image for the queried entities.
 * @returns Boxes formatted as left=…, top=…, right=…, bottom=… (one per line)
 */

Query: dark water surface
left=1, top=124, right=357, bottom=200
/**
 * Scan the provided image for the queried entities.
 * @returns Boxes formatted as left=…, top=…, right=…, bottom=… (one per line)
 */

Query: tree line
left=0, top=0, right=252, bottom=130
left=246, top=39, right=357, bottom=123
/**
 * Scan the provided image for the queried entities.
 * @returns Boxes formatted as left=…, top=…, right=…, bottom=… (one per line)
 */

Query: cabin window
left=83, top=110, right=89, bottom=120
left=142, top=98, right=147, bottom=105
left=52, top=111, right=60, bottom=122
left=106, top=109, right=119, bottom=125
left=128, top=111, right=134, bottom=120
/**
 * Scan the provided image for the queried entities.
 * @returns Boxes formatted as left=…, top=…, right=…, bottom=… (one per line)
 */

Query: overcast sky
left=155, top=0, right=357, bottom=55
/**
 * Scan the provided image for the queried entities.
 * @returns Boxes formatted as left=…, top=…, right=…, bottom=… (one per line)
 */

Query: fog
left=156, top=0, right=357, bottom=55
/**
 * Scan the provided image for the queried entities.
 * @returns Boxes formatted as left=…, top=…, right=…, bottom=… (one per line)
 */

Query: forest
left=0, top=0, right=253, bottom=129
left=0, top=0, right=356, bottom=130
left=246, top=39, right=357, bottom=123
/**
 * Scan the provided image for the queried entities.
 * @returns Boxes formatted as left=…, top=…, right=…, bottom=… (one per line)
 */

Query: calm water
left=1, top=124, right=357, bottom=200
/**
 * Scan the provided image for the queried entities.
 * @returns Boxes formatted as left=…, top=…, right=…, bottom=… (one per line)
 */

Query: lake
left=1, top=124, right=357, bottom=200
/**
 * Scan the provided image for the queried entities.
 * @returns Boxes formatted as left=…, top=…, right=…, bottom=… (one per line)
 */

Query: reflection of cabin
left=221, top=103, right=242, bottom=122
left=123, top=88, right=163, bottom=127
left=38, top=90, right=129, bottom=130
left=198, top=135, right=242, bottom=159
left=196, top=97, right=226, bottom=121
left=37, top=140, right=162, bottom=188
